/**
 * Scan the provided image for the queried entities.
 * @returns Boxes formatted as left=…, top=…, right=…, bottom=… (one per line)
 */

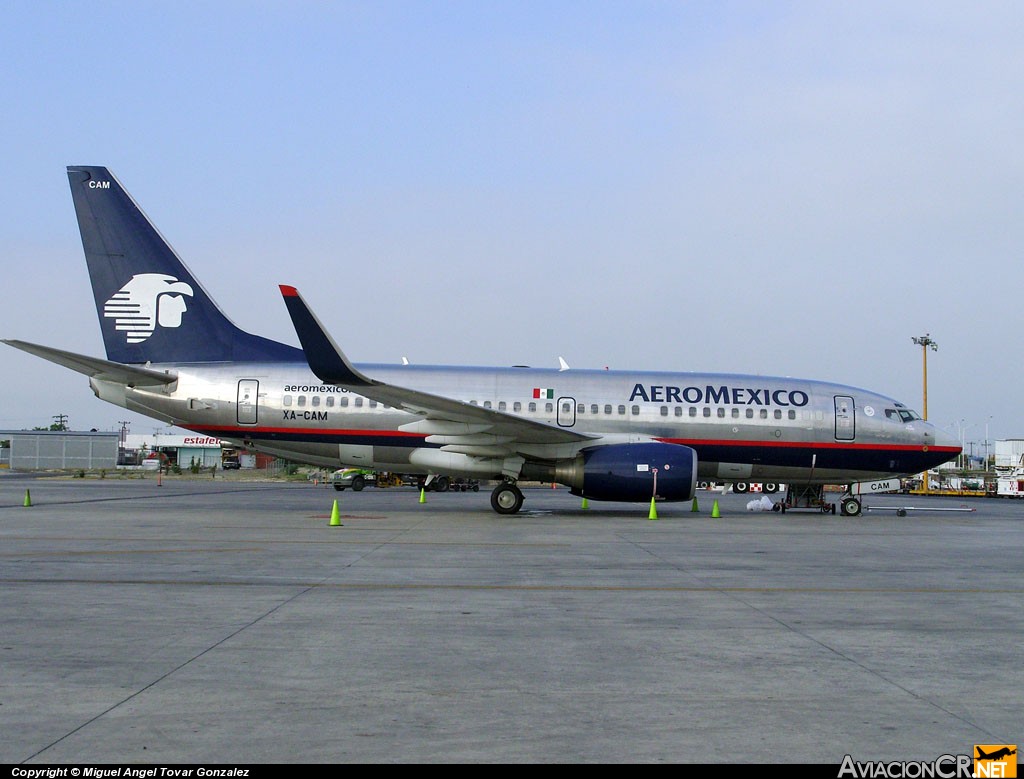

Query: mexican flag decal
left=532, top=388, right=555, bottom=399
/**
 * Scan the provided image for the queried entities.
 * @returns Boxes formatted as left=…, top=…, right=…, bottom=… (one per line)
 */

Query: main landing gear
left=490, top=482, right=524, bottom=515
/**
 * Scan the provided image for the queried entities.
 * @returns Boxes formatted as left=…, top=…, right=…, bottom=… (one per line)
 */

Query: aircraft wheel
left=352, top=476, right=365, bottom=492
left=763, top=483, right=778, bottom=494
left=491, top=483, right=524, bottom=515
left=734, top=482, right=749, bottom=494
left=435, top=476, right=450, bottom=493
left=840, top=496, right=861, bottom=516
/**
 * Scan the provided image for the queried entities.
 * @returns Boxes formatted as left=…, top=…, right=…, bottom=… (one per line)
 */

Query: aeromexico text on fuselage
left=629, top=384, right=809, bottom=406
left=278, top=381, right=813, bottom=408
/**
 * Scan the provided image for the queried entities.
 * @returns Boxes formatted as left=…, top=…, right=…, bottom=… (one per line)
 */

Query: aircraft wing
left=279, top=286, right=597, bottom=452
left=2, top=339, right=177, bottom=387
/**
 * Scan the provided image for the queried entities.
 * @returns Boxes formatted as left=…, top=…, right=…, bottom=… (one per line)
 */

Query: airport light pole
left=912, top=334, right=937, bottom=420
left=912, top=334, right=938, bottom=493
left=985, top=417, right=992, bottom=477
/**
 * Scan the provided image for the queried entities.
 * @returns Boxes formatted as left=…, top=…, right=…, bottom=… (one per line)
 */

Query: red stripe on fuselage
left=184, top=424, right=958, bottom=456
left=188, top=424, right=422, bottom=438
left=657, top=438, right=961, bottom=454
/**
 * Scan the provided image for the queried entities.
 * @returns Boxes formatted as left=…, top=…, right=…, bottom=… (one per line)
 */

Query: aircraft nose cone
left=926, top=424, right=961, bottom=453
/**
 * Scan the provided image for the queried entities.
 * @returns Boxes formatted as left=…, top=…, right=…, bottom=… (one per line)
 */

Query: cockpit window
left=885, top=408, right=922, bottom=423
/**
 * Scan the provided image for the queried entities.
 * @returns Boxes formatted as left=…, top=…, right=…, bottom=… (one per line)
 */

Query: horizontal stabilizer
left=2, top=339, right=177, bottom=386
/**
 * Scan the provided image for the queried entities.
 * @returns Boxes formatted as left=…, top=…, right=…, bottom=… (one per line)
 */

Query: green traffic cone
left=581, top=497, right=589, bottom=510
left=691, top=496, right=699, bottom=512
left=712, top=499, right=721, bottom=518
left=23, top=489, right=32, bottom=507
left=329, top=499, right=342, bottom=526
left=648, top=498, right=658, bottom=520
left=419, top=488, right=426, bottom=504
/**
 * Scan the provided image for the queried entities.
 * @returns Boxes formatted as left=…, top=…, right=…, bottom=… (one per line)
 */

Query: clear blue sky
left=2, top=1, right=1020, bottom=453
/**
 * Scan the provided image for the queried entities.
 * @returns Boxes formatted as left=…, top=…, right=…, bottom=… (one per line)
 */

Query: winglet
left=278, top=285, right=374, bottom=387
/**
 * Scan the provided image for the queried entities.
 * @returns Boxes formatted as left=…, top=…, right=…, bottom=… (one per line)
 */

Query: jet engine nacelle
left=576, top=442, right=697, bottom=502
left=519, top=442, right=698, bottom=503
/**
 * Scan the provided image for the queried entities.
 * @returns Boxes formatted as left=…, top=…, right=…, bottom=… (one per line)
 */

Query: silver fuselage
left=92, top=361, right=961, bottom=484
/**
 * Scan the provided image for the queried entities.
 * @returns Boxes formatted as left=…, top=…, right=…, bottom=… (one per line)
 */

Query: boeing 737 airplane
left=4, top=166, right=962, bottom=515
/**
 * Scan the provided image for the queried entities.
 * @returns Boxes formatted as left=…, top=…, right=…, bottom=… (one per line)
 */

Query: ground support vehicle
left=408, top=475, right=480, bottom=493
left=332, top=468, right=375, bottom=491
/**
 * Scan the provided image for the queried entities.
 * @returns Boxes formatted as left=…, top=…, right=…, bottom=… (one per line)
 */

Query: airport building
left=0, top=430, right=263, bottom=471
left=0, top=430, right=119, bottom=470
left=120, top=433, right=272, bottom=470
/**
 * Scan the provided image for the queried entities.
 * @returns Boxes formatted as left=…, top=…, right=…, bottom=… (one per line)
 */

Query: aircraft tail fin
left=66, top=166, right=302, bottom=364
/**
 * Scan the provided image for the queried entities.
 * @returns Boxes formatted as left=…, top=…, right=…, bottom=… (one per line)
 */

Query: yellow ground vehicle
left=331, top=469, right=404, bottom=491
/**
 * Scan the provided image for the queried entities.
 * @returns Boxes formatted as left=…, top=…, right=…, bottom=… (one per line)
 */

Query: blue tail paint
left=67, top=166, right=303, bottom=365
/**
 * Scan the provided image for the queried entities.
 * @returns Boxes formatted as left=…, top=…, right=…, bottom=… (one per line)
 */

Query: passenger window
left=354, top=397, right=363, bottom=408
left=369, top=400, right=377, bottom=409
left=284, top=395, right=292, bottom=407
left=731, top=408, right=739, bottom=418
left=499, top=401, right=507, bottom=411
left=689, top=407, right=697, bottom=417
left=660, top=406, right=668, bottom=416
left=746, top=408, right=753, bottom=418
left=703, top=408, right=711, bottom=418
left=529, top=402, right=537, bottom=412
left=340, top=397, right=348, bottom=407
left=591, top=404, right=599, bottom=414
left=617, top=405, right=626, bottom=415
left=297, top=396, right=306, bottom=407
left=545, top=402, right=553, bottom=413
left=674, top=407, right=683, bottom=417
left=788, top=410, right=796, bottom=419
left=631, top=405, right=639, bottom=415
left=774, top=409, right=782, bottom=419
left=326, top=397, right=334, bottom=407
left=311, top=396, right=320, bottom=407
left=604, top=405, right=612, bottom=415
left=717, top=408, right=725, bottom=418
left=513, top=402, right=522, bottom=412
left=760, top=409, right=768, bottom=419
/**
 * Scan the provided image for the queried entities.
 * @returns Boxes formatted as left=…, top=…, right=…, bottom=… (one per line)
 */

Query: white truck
left=996, top=462, right=1024, bottom=497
